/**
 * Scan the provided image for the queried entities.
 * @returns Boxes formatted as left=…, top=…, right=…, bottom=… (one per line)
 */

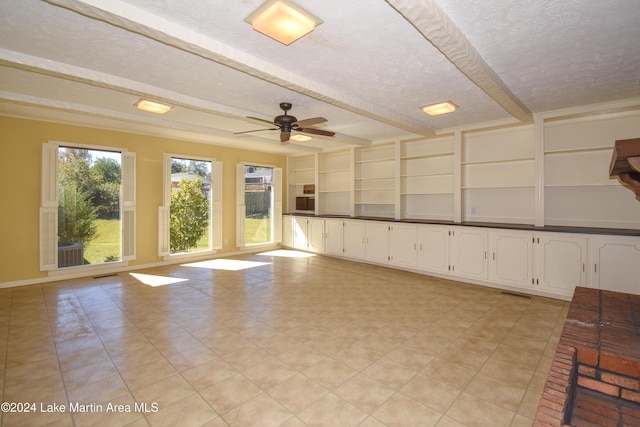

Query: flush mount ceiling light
left=421, top=101, right=458, bottom=116
left=134, top=99, right=172, bottom=115
left=245, top=0, right=322, bottom=45
left=290, top=134, right=312, bottom=142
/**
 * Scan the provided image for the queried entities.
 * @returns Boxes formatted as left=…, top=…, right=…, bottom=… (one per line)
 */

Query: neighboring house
left=244, top=168, right=272, bottom=192
left=171, top=172, right=211, bottom=196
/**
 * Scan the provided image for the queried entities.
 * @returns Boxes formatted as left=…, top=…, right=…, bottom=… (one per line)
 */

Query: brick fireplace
left=534, top=287, right=640, bottom=426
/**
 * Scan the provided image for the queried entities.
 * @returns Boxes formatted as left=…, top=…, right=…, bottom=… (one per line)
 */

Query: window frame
left=159, top=153, right=222, bottom=259
left=236, top=162, right=282, bottom=249
left=40, top=141, right=136, bottom=273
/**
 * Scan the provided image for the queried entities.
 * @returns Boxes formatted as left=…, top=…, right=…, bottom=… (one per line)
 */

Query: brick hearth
left=534, top=287, right=640, bottom=426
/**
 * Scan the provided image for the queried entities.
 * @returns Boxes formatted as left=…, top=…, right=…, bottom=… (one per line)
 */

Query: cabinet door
left=450, top=227, right=488, bottom=280
left=282, top=216, right=294, bottom=247
left=536, top=233, right=587, bottom=296
left=292, top=217, right=308, bottom=249
left=307, top=218, right=325, bottom=253
left=389, top=223, right=417, bottom=268
left=417, top=224, right=450, bottom=274
left=325, top=219, right=344, bottom=255
left=365, top=221, right=390, bottom=263
left=343, top=220, right=366, bottom=259
left=591, top=236, right=640, bottom=294
left=489, top=230, right=533, bottom=289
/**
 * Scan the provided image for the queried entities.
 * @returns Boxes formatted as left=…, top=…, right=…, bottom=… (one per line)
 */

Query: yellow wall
left=0, top=116, right=287, bottom=284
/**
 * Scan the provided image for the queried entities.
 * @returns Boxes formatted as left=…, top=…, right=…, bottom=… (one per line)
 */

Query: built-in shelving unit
left=354, top=143, right=395, bottom=218
left=317, top=149, right=352, bottom=215
left=462, top=126, right=535, bottom=224
left=287, top=154, right=316, bottom=214
left=400, top=136, right=455, bottom=220
left=285, top=102, right=640, bottom=230
left=544, top=111, right=640, bottom=228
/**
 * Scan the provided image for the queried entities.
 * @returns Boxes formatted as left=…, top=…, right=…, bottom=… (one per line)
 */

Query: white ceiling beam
left=45, top=0, right=436, bottom=137
left=386, top=0, right=533, bottom=123
left=0, top=49, right=260, bottom=121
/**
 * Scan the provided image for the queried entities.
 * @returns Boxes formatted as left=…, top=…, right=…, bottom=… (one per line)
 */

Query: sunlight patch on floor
left=129, top=272, right=189, bottom=287
left=258, top=249, right=316, bottom=258
left=181, top=258, right=270, bottom=271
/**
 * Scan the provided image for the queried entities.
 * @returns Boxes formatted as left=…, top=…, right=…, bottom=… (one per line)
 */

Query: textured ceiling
left=0, top=0, right=639, bottom=154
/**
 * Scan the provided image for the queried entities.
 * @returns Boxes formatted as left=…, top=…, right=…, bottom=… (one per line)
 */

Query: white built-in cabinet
left=417, top=225, right=489, bottom=280
left=417, top=224, right=450, bottom=274
left=488, top=230, right=588, bottom=295
left=282, top=215, right=293, bottom=247
left=448, top=227, right=489, bottom=281
left=388, top=223, right=418, bottom=268
left=489, top=229, right=534, bottom=290
left=283, top=215, right=640, bottom=299
left=590, top=235, right=640, bottom=294
left=343, top=220, right=366, bottom=259
left=536, top=233, right=588, bottom=295
left=364, top=221, right=390, bottom=263
left=283, top=104, right=640, bottom=298
left=324, top=218, right=345, bottom=256
left=285, top=216, right=325, bottom=253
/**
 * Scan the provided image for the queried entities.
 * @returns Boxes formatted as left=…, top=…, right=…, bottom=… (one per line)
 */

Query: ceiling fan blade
left=297, top=128, right=336, bottom=137
left=280, top=131, right=291, bottom=143
left=247, top=116, right=275, bottom=126
left=294, top=117, right=327, bottom=127
left=234, top=128, right=277, bottom=135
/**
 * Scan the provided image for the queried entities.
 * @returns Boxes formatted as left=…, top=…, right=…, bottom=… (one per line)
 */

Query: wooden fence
left=245, top=191, right=271, bottom=217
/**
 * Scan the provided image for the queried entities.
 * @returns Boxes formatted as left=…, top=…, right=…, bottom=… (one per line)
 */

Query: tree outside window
left=57, top=147, right=122, bottom=266
left=169, top=158, right=212, bottom=254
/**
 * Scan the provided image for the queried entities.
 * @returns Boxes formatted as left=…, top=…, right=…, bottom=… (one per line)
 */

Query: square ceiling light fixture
left=245, top=0, right=323, bottom=45
left=134, top=99, right=172, bottom=115
left=421, top=101, right=457, bottom=116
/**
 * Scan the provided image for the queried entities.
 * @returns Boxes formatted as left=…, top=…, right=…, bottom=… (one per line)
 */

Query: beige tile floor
left=0, top=250, right=569, bottom=427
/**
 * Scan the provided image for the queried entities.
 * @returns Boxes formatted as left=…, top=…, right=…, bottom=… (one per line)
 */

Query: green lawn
left=245, top=216, right=271, bottom=245
left=83, top=217, right=271, bottom=264
left=84, top=219, right=120, bottom=264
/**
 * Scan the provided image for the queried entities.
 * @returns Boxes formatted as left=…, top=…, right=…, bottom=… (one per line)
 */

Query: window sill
left=47, top=260, right=129, bottom=278
left=162, top=250, right=217, bottom=263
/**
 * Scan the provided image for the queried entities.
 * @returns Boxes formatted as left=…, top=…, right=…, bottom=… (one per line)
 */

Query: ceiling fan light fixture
left=245, top=0, right=322, bottom=45
left=290, top=134, right=312, bottom=142
left=421, top=101, right=457, bottom=116
left=134, top=99, right=172, bottom=115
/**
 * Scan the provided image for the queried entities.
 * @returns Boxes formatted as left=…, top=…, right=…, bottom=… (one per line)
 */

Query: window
left=159, top=154, right=222, bottom=257
left=236, top=163, right=282, bottom=248
left=40, top=142, right=135, bottom=271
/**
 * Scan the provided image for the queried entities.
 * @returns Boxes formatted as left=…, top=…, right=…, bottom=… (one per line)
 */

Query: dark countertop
left=283, top=213, right=640, bottom=236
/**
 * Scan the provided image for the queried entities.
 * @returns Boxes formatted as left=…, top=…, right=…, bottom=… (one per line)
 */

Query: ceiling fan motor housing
left=274, top=102, right=298, bottom=132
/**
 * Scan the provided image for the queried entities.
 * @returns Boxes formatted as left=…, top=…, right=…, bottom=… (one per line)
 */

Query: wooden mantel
left=610, top=138, right=640, bottom=197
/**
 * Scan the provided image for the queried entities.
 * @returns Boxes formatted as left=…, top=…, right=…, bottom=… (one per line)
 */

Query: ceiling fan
left=235, top=102, right=336, bottom=143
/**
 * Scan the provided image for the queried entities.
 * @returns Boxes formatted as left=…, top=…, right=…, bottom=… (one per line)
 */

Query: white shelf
left=401, top=152, right=454, bottom=160
left=355, top=176, right=394, bottom=181
left=319, top=168, right=350, bottom=174
left=355, top=158, right=395, bottom=164
left=401, top=172, right=453, bottom=178
left=462, top=185, right=535, bottom=190
left=544, top=146, right=612, bottom=155
left=462, top=157, right=534, bottom=166
left=544, top=183, right=619, bottom=188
